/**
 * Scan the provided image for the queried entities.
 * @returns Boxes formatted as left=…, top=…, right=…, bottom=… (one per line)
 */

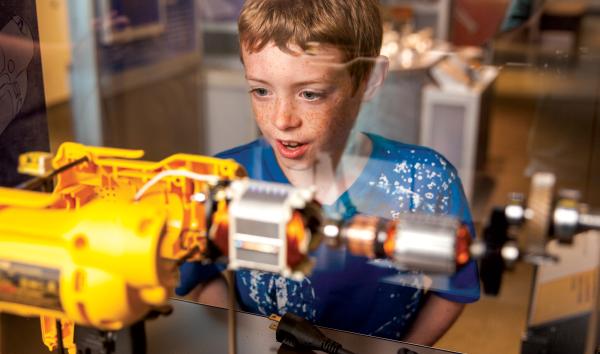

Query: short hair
left=238, top=0, right=383, bottom=92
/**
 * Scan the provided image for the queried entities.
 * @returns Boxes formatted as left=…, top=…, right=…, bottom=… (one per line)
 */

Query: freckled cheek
left=317, top=104, right=354, bottom=132
left=320, top=102, right=360, bottom=146
left=297, top=111, right=339, bottom=149
left=251, top=101, right=276, bottom=127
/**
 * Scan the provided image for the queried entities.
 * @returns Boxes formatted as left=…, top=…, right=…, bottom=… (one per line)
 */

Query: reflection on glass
left=177, top=0, right=480, bottom=348
left=0, top=5, right=49, bottom=187
left=0, top=0, right=598, bottom=353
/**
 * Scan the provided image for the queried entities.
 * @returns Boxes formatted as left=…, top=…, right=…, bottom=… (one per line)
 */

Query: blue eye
left=301, top=91, right=321, bottom=101
left=251, top=88, right=269, bottom=97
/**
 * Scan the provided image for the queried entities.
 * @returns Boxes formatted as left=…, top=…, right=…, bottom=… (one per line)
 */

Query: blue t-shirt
left=177, top=133, right=480, bottom=340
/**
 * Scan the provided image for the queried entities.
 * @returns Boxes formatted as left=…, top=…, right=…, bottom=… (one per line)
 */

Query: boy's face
left=242, top=43, right=365, bottom=172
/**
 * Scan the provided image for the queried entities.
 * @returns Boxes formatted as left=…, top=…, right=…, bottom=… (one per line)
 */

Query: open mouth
left=276, top=140, right=309, bottom=159
left=281, top=141, right=304, bottom=149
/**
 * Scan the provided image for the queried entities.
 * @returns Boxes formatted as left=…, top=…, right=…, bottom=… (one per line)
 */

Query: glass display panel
left=0, top=0, right=598, bottom=353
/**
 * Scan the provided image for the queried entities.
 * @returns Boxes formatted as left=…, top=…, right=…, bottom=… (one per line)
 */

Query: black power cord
left=269, top=313, right=357, bottom=354
left=16, top=156, right=89, bottom=191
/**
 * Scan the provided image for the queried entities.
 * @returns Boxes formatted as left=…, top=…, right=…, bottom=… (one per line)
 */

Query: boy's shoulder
left=216, top=138, right=286, bottom=183
left=367, top=133, right=456, bottom=174
left=215, top=139, right=269, bottom=160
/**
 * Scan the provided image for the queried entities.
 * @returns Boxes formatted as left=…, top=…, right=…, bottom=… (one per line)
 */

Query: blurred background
left=1, top=0, right=599, bottom=353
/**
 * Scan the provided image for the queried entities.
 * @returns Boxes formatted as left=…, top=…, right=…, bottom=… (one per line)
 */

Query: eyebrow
left=245, top=76, right=333, bottom=87
left=245, top=76, right=269, bottom=84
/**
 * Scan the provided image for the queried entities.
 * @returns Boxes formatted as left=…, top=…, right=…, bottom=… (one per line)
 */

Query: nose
left=272, top=97, right=301, bottom=131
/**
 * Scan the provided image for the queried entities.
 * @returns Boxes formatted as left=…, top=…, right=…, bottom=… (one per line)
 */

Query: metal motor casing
left=393, top=214, right=460, bottom=274
left=227, top=180, right=314, bottom=278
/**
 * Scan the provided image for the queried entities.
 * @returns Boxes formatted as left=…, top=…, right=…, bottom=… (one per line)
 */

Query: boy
left=178, top=0, right=480, bottom=345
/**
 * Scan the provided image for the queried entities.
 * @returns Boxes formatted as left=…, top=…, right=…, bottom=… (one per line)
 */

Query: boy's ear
left=362, top=56, right=389, bottom=102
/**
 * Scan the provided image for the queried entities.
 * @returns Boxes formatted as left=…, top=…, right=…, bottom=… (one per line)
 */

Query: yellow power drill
left=0, top=142, right=475, bottom=353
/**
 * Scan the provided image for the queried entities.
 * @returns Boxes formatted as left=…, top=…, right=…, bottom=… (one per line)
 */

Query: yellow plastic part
left=0, top=187, right=60, bottom=208
left=40, top=316, right=76, bottom=354
left=0, top=142, right=246, bottom=352
left=50, top=142, right=245, bottom=261
left=0, top=195, right=169, bottom=329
